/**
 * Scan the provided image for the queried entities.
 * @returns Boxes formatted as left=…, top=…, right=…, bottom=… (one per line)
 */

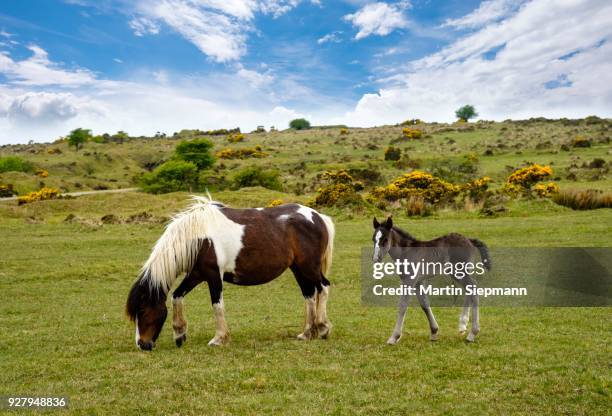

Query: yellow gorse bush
left=0, top=183, right=15, bottom=197
left=17, top=187, right=61, bottom=205
left=339, top=128, right=349, bottom=135
left=533, top=182, right=559, bottom=198
left=402, top=128, right=423, bottom=140
left=313, top=170, right=364, bottom=207
left=35, top=168, right=49, bottom=178
left=507, top=164, right=553, bottom=188
left=571, top=136, right=591, bottom=148
left=216, top=145, right=267, bottom=159
left=227, top=133, right=246, bottom=143
left=371, top=171, right=459, bottom=204
left=267, top=199, right=283, bottom=207
left=462, top=176, right=492, bottom=198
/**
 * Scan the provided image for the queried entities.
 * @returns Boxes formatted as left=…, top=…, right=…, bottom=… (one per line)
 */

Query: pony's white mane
left=141, top=195, right=229, bottom=292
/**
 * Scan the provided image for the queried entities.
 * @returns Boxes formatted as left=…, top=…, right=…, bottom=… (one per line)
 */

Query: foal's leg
left=315, top=276, right=332, bottom=339
left=291, top=265, right=318, bottom=340
left=171, top=271, right=205, bottom=347
left=463, top=276, right=480, bottom=342
left=387, top=276, right=414, bottom=345
left=415, top=282, right=439, bottom=341
left=458, top=295, right=471, bottom=334
left=207, top=274, right=229, bottom=346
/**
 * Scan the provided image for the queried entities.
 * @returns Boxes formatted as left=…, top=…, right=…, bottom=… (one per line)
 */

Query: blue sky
left=0, top=0, right=610, bottom=143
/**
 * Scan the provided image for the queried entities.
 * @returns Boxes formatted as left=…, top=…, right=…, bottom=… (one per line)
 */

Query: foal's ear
left=384, top=216, right=393, bottom=229
left=373, top=217, right=380, bottom=229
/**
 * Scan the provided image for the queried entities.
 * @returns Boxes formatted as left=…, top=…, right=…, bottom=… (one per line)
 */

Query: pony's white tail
left=319, top=214, right=335, bottom=277
left=140, top=196, right=225, bottom=293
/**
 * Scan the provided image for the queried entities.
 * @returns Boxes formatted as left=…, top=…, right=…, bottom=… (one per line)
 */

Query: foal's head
left=372, top=216, right=393, bottom=263
left=126, top=278, right=168, bottom=351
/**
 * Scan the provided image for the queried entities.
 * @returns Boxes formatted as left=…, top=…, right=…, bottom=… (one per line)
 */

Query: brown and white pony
left=126, top=196, right=335, bottom=350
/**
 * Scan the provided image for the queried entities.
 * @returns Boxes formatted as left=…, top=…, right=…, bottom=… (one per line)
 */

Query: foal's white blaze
left=373, top=230, right=382, bottom=261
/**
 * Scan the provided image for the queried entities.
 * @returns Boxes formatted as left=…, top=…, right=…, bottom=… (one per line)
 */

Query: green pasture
left=0, top=190, right=610, bottom=414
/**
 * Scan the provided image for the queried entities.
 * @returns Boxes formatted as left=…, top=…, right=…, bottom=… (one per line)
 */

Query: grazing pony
left=126, top=196, right=334, bottom=351
left=372, top=216, right=491, bottom=344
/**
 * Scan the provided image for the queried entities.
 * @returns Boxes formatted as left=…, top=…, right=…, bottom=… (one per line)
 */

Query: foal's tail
left=319, top=213, right=335, bottom=277
left=470, top=238, right=491, bottom=270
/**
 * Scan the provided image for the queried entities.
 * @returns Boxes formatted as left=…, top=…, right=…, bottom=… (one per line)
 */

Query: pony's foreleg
left=315, top=277, right=332, bottom=339
left=171, top=271, right=204, bottom=347
left=416, top=283, right=439, bottom=341
left=207, top=275, right=229, bottom=346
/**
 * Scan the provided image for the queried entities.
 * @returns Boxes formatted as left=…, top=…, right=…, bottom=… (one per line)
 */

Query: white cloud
left=0, top=45, right=97, bottom=87
left=344, top=1, right=411, bottom=40
left=129, top=17, right=160, bottom=36
left=128, top=0, right=314, bottom=62
left=443, top=0, right=524, bottom=29
left=317, top=31, right=343, bottom=44
left=236, top=65, right=275, bottom=88
left=342, top=0, right=612, bottom=125
left=0, top=45, right=334, bottom=143
left=6, top=92, right=80, bottom=122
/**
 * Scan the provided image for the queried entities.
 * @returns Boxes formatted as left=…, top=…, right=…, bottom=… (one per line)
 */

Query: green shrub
left=67, top=128, right=92, bottom=151
left=384, top=147, right=401, bottom=161
left=0, top=156, right=34, bottom=173
left=289, top=118, right=311, bottom=130
left=141, top=160, right=199, bottom=194
left=232, top=167, right=282, bottom=191
left=455, top=105, right=478, bottom=122
left=174, top=138, right=215, bottom=170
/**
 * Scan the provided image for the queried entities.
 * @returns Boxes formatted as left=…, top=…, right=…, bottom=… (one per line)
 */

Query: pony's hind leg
left=315, top=276, right=332, bottom=339
left=171, top=271, right=205, bottom=347
left=291, top=265, right=318, bottom=340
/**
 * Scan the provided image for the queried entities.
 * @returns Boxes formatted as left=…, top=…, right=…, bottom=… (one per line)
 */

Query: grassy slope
left=0, top=190, right=610, bottom=415
left=1, top=119, right=610, bottom=195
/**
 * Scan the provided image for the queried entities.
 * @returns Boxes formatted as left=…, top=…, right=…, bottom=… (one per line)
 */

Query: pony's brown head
left=372, top=216, right=393, bottom=263
left=126, top=275, right=168, bottom=351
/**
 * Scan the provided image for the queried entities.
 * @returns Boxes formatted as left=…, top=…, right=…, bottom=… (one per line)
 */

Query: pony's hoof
left=466, top=332, right=477, bottom=342
left=207, top=335, right=228, bottom=346
left=317, top=323, right=332, bottom=339
left=297, top=330, right=316, bottom=341
left=386, top=335, right=400, bottom=345
left=430, top=332, right=439, bottom=342
left=175, top=333, right=186, bottom=348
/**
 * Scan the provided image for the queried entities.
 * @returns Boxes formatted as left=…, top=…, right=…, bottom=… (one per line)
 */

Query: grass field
left=1, top=189, right=610, bottom=415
